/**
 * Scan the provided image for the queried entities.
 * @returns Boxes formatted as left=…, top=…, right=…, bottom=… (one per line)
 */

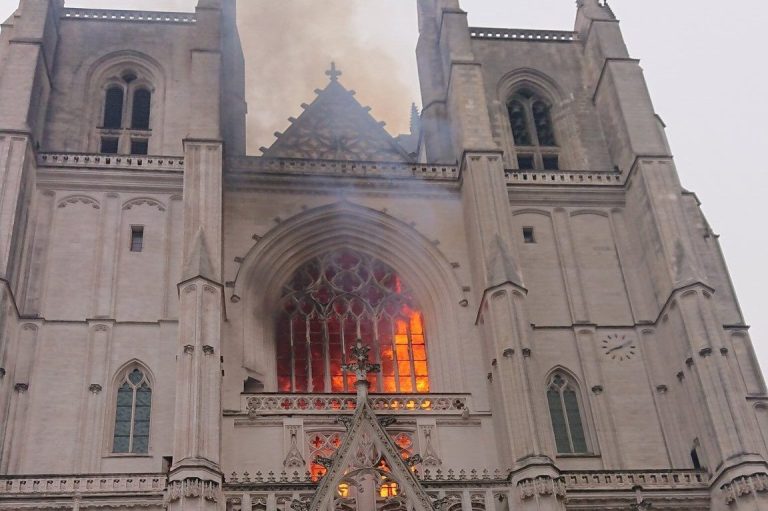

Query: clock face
left=601, top=334, right=637, bottom=361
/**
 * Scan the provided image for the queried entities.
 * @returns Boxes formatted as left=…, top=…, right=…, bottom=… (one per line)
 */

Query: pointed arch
left=108, top=359, right=154, bottom=455
left=233, top=201, right=467, bottom=393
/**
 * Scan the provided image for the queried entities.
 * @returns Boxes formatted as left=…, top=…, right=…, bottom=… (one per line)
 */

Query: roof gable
left=261, top=65, right=413, bottom=163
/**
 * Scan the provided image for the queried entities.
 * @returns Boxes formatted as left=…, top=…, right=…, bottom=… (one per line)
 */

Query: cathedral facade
left=0, top=0, right=765, bottom=510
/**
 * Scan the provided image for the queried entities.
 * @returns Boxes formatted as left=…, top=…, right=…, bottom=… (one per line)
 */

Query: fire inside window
left=276, top=249, right=429, bottom=394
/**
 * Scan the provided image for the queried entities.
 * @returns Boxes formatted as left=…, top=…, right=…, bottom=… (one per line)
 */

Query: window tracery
left=546, top=372, right=588, bottom=454
left=507, top=89, right=559, bottom=170
left=276, top=249, right=429, bottom=394
left=112, top=367, right=152, bottom=454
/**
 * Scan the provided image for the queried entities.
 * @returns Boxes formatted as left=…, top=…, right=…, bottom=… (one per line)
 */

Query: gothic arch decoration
left=80, top=50, right=166, bottom=154
left=276, top=248, right=429, bottom=394
left=122, top=197, right=167, bottom=212
left=544, top=367, right=590, bottom=455
left=57, top=195, right=101, bottom=210
left=232, top=201, right=466, bottom=393
left=107, top=359, right=155, bottom=455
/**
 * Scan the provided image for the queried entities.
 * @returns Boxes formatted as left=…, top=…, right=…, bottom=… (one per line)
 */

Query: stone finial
left=342, top=339, right=380, bottom=398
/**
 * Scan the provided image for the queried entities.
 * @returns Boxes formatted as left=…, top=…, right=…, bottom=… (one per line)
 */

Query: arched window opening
left=276, top=249, right=429, bottom=394
left=103, top=87, right=124, bottom=129
left=112, top=367, right=152, bottom=454
left=507, top=88, right=559, bottom=171
left=547, top=372, right=587, bottom=454
left=131, top=88, right=152, bottom=130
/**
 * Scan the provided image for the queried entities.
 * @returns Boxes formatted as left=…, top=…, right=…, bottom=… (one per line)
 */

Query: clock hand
left=606, top=340, right=634, bottom=354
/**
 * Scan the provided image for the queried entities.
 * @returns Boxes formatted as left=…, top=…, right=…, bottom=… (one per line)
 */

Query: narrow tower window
left=547, top=372, right=588, bottom=454
left=131, top=89, right=152, bottom=130
left=130, top=226, right=144, bottom=253
left=523, top=227, right=536, bottom=244
left=103, top=87, right=125, bottom=129
left=112, top=367, right=152, bottom=454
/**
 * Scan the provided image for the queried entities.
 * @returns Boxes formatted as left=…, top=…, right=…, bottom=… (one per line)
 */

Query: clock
left=601, top=334, right=637, bottom=361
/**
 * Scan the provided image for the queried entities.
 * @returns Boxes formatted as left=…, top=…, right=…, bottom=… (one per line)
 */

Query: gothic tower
left=0, top=0, right=765, bottom=510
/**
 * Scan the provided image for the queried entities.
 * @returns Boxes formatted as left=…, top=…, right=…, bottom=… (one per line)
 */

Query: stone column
left=93, top=193, right=121, bottom=318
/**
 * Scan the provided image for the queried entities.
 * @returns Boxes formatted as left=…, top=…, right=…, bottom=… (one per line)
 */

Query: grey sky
left=2, top=0, right=767, bottom=377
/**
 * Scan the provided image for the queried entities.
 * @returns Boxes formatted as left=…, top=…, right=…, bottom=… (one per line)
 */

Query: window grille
left=276, top=249, right=429, bottom=394
left=130, top=226, right=144, bottom=253
left=547, top=373, right=587, bottom=454
left=112, top=368, right=152, bottom=454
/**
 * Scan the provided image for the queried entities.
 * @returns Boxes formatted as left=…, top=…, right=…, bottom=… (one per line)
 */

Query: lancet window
left=112, top=367, right=152, bottom=454
left=507, top=88, right=559, bottom=171
left=276, top=249, right=429, bottom=394
left=547, top=372, right=588, bottom=454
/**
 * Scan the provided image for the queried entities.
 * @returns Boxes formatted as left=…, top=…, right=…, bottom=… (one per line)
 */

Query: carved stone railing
left=0, top=474, right=167, bottom=495
left=469, top=27, right=578, bottom=42
left=563, top=470, right=708, bottom=491
left=62, top=8, right=197, bottom=24
left=505, top=169, right=624, bottom=186
left=226, top=157, right=460, bottom=182
left=38, top=152, right=184, bottom=172
left=242, top=393, right=471, bottom=416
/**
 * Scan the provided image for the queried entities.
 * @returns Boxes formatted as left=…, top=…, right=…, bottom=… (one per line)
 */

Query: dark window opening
left=131, top=89, right=152, bottom=130
left=523, top=227, right=536, bottom=244
left=507, top=100, right=531, bottom=146
left=130, top=226, right=144, bottom=253
left=543, top=155, right=560, bottom=171
left=162, top=456, right=173, bottom=473
left=533, top=101, right=557, bottom=146
left=100, top=137, right=119, bottom=154
left=517, top=155, right=535, bottom=170
left=131, top=139, right=149, bottom=155
left=691, top=447, right=702, bottom=470
left=103, top=87, right=124, bottom=129
left=548, top=373, right=588, bottom=454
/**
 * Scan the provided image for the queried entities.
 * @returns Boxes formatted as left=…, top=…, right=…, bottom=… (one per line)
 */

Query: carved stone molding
left=14, top=383, right=29, bottom=393
left=202, top=345, right=215, bottom=355
left=89, top=384, right=103, bottom=394
left=721, top=472, right=768, bottom=505
left=166, top=478, right=220, bottom=504
left=183, top=345, right=194, bottom=354
left=517, top=476, right=566, bottom=501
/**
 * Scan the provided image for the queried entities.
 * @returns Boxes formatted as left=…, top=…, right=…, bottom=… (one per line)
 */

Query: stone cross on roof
left=325, top=61, right=342, bottom=82
left=343, top=339, right=380, bottom=398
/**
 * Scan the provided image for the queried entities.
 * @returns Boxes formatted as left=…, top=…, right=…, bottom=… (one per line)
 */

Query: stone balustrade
left=242, top=393, right=471, bottom=416
left=62, top=8, right=197, bottom=24
left=563, top=470, right=707, bottom=490
left=38, top=152, right=185, bottom=172
left=227, top=157, right=460, bottom=182
left=469, top=27, right=578, bottom=42
left=0, top=474, right=166, bottom=495
left=506, top=169, right=624, bottom=186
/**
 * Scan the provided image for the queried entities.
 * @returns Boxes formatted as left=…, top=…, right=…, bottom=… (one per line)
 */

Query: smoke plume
left=236, top=1, right=419, bottom=153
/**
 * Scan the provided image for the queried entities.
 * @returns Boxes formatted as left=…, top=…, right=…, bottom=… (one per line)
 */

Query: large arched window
left=507, top=89, right=559, bottom=171
left=112, top=366, right=152, bottom=454
left=276, top=249, right=429, bottom=394
left=547, top=372, right=588, bottom=454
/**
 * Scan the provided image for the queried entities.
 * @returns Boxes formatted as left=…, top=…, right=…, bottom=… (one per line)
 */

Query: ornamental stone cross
left=343, top=339, right=380, bottom=398
left=326, top=62, right=342, bottom=82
